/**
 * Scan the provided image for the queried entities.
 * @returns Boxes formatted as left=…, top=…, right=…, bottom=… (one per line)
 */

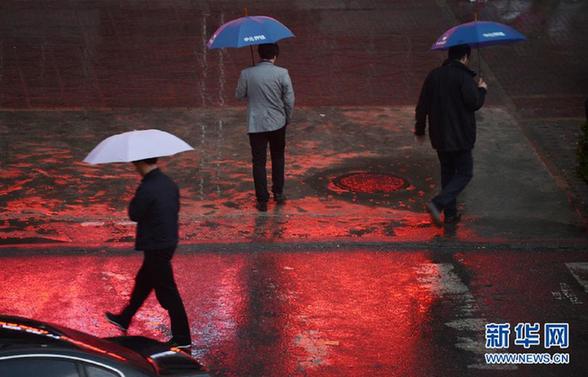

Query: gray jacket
left=235, top=61, right=295, bottom=133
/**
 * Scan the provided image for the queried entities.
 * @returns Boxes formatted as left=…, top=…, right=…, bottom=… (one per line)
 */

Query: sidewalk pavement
left=1, top=106, right=585, bottom=249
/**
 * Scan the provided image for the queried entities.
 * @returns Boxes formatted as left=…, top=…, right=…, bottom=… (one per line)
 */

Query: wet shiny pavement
left=1, top=1, right=588, bottom=376
left=1, top=249, right=587, bottom=376
left=1, top=107, right=585, bottom=247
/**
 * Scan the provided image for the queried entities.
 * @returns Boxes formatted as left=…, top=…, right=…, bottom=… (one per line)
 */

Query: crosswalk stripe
left=565, top=263, right=588, bottom=293
left=415, top=263, right=517, bottom=370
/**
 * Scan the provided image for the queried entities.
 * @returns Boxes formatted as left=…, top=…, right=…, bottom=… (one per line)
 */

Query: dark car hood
left=106, top=336, right=208, bottom=376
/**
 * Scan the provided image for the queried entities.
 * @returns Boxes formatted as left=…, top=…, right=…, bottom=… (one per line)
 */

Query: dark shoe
left=255, top=201, right=268, bottom=212
left=105, top=312, right=128, bottom=333
left=443, top=223, right=457, bottom=238
left=164, top=338, right=192, bottom=351
left=444, top=213, right=462, bottom=225
left=274, top=193, right=286, bottom=205
left=426, top=201, right=442, bottom=227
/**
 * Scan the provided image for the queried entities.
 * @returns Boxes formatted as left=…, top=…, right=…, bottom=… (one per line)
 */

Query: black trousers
left=432, top=149, right=473, bottom=218
left=248, top=126, right=286, bottom=202
left=120, top=248, right=191, bottom=343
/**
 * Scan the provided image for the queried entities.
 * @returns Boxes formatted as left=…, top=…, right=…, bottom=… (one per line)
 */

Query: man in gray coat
left=236, top=43, right=295, bottom=212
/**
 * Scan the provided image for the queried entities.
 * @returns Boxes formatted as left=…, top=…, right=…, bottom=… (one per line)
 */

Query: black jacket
left=415, top=59, right=486, bottom=151
left=129, top=168, right=179, bottom=251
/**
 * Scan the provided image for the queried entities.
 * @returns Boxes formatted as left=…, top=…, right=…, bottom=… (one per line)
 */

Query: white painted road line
left=566, top=263, right=588, bottom=293
left=414, top=263, right=512, bottom=369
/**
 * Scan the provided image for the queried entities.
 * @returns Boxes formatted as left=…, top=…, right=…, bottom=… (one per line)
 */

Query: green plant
left=578, top=121, right=588, bottom=182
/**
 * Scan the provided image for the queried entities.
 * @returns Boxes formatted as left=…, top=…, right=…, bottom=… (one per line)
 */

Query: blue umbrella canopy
left=207, top=16, right=294, bottom=49
left=432, top=21, right=526, bottom=50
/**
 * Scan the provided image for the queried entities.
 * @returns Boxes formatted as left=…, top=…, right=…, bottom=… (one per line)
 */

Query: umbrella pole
left=245, top=7, right=255, bottom=66
left=477, top=46, right=482, bottom=77
left=474, top=5, right=481, bottom=77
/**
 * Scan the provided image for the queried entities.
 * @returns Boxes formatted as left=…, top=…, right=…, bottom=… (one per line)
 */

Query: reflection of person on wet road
left=415, top=44, right=487, bottom=226
left=236, top=43, right=295, bottom=212
left=105, top=157, right=191, bottom=349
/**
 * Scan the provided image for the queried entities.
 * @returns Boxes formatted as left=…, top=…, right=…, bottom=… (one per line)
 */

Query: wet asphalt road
left=1, top=248, right=587, bottom=376
left=1, top=1, right=588, bottom=376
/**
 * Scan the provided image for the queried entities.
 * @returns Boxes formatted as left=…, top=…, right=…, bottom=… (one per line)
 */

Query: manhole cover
left=331, top=172, right=407, bottom=194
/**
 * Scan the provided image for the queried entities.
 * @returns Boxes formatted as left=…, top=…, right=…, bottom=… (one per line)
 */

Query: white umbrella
left=84, top=129, right=194, bottom=164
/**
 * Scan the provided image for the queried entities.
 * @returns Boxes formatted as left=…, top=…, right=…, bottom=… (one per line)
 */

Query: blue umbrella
left=207, top=16, right=294, bottom=49
left=431, top=21, right=526, bottom=75
left=208, top=15, right=294, bottom=65
left=431, top=21, right=526, bottom=50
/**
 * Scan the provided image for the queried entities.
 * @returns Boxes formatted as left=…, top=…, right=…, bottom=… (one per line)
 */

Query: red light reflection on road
left=270, top=251, right=435, bottom=376
left=0, top=250, right=436, bottom=376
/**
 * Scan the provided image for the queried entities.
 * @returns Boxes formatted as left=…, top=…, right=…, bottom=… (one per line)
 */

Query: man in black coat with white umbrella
left=105, top=157, right=191, bottom=350
left=83, top=129, right=193, bottom=349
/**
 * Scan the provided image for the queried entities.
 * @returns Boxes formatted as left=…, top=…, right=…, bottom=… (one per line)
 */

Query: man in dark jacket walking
left=415, top=44, right=488, bottom=226
left=105, top=157, right=191, bottom=349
